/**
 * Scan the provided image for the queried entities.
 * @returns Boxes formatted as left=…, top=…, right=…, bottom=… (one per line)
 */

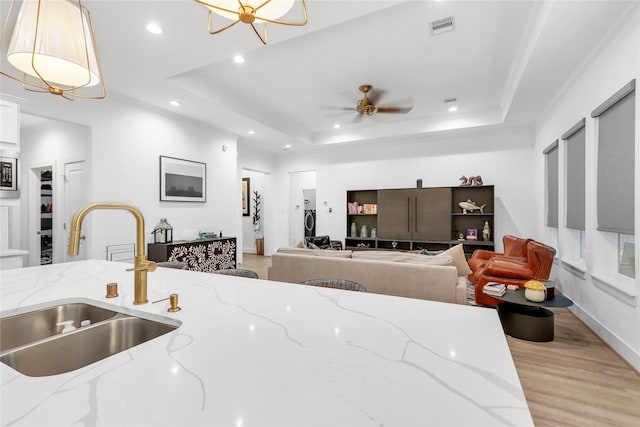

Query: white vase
left=525, top=288, right=546, bottom=302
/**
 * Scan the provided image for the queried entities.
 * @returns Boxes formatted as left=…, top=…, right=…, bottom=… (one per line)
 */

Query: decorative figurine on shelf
left=482, top=221, right=491, bottom=242
left=252, top=190, right=262, bottom=232
left=361, top=224, right=368, bottom=238
left=458, top=199, right=486, bottom=214
left=152, top=218, right=173, bottom=244
left=351, top=222, right=357, bottom=237
left=371, top=227, right=377, bottom=239
left=459, top=175, right=484, bottom=186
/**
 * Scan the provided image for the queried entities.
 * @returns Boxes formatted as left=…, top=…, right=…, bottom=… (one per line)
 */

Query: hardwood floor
left=239, top=254, right=640, bottom=426
left=238, top=253, right=271, bottom=279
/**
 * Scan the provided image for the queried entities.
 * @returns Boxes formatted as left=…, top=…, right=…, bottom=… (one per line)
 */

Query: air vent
left=430, top=16, right=455, bottom=36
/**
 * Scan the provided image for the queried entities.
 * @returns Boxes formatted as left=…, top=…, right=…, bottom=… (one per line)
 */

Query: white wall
left=272, top=126, right=536, bottom=252
left=86, top=101, right=238, bottom=260
left=11, top=96, right=240, bottom=264
left=533, top=9, right=640, bottom=370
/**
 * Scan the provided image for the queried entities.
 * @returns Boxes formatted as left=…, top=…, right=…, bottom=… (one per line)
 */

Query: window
left=543, top=140, right=559, bottom=228
left=618, top=234, right=635, bottom=278
left=563, top=118, right=585, bottom=231
left=592, top=79, right=635, bottom=278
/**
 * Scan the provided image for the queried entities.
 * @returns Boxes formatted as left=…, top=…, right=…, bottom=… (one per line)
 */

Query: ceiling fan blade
left=376, top=106, right=413, bottom=114
left=368, top=88, right=387, bottom=105
left=319, top=105, right=357, bottom=111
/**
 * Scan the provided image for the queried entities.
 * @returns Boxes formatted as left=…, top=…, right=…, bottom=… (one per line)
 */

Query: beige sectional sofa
left=267, top=245, right=471, bottom=304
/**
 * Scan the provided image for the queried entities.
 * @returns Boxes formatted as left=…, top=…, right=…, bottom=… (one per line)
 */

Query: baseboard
left=569, top=302, right=640, bottom=372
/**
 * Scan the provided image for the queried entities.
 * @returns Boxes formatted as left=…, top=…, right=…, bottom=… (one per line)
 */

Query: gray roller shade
left=564, top=119, right=585, bottom=230
left=592, top=81, right=635, bottom=234
left=544, top=140, right=559, bottom=228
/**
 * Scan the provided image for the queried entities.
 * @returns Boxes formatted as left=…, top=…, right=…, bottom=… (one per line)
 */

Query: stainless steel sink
left=0, top=299, right=180, bottom=377
left=1, top=302, right=119, bottom=352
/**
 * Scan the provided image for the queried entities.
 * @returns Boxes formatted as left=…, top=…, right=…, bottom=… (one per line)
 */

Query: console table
left=147, top=237, right=236, bottom=272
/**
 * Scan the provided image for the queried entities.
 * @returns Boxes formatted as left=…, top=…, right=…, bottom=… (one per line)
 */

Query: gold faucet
left=68, top=202, right=157, bottom=305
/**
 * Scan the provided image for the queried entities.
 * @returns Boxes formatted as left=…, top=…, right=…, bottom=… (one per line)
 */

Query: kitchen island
left=1, top=260, right=532, bottom=426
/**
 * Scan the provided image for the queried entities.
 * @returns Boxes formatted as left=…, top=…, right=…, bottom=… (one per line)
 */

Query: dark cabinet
left=346, top=185, right=494, bottom=256
left=378, top=188, right=451, bottom=241
left=148, top=237, right=236, bottom=272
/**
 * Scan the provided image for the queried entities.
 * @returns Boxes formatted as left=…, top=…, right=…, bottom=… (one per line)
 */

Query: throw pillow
left=307, top=241, right=320, bottom=249
left=294, top=241, right=305, bottom=248
left=440, top=244, right=472, bottom=276
left=419, top=248, right=445, bottom=256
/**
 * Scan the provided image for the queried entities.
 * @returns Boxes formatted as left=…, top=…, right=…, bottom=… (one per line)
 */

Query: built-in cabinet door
left=413, top=187, right=452, bottom=241
left=377, top=189, right=414, bottom=240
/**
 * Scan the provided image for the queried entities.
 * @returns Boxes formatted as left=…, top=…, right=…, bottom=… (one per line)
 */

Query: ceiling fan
left=323, top=85, right=413, bottom=121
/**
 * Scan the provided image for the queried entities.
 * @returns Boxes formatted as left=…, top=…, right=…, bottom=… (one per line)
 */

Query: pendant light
left=194, top=0, right=308, bottom=45
left=0, top=0, right=106, bottom=99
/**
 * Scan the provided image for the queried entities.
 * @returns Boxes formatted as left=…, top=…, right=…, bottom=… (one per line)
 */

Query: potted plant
left=252, top=190, right=264, bottom=255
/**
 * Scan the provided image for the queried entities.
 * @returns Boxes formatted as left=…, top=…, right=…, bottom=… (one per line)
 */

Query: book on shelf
left=363, top=203, right=377, bottom=214
left=483, top=282, right=506, bottom=297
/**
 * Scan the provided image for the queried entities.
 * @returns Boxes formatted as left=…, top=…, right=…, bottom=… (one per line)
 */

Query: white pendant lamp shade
left=7, top=0, right=100, bottom=88
left=204, top=0, right=295, bottom=22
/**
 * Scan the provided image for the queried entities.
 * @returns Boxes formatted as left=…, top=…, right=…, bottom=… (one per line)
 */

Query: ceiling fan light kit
left=0, top=0, right=106, bottom=100
left=355, top=84, right=412, bottom=117
left=194, top=0, right=308, bottom=45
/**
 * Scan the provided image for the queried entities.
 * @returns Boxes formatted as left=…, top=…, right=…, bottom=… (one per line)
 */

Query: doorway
left=288, top=171, right=316, bottom=246
left=28, top=160, right=87, bottom=266
left=303, top=189, right=316, bottom=238
left=29, top=166, right=53, bottom=266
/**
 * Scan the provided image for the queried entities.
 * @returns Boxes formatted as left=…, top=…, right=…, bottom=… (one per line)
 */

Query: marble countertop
left=0, top=260, right=532, bottom=426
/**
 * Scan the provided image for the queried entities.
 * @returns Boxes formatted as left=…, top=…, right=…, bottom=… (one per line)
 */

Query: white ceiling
left=3, top=0, right=638, bottom=153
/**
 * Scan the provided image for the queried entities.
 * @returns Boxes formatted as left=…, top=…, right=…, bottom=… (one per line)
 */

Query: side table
left=492, top=286, right=573, bottom=342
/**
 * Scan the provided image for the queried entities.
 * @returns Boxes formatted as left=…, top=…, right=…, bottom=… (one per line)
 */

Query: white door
left=62, top=160, right=87, bottom=262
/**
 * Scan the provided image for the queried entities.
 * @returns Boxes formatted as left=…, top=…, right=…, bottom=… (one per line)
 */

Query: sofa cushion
left=351, top=250, right=452, bottom=266
left=277, top=247, right=353, bottom=258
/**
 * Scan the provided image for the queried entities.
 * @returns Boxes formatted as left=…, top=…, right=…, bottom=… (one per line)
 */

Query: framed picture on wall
left=159, top=156, right=206, bottom=202
left=0, top=156, right=18, bottom=193
left=242, top=177, right=250, bottom=216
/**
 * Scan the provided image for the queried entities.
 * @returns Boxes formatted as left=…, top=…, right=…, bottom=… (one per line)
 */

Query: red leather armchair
left=472, top=240, right=556, bottom=307
left=467, top=235, right=531, bottom=281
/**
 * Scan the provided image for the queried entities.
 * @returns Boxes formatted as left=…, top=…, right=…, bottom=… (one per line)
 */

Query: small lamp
left=152, top=218, right=173, bottom=244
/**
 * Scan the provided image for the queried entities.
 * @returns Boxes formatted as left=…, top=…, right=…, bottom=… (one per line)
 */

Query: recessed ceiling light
left=169, top=100, right=181, bottom=107
left=284, top=144, right=292, bottom=149
left=234, top=55, right=245, bottom=64
left=146, top=23, right=163, bottom=35
left=333, top=124, right=340, bottom=129
left=248, top=130, right=255, bottom=135
left=444, top=97, right=457, bottom=112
